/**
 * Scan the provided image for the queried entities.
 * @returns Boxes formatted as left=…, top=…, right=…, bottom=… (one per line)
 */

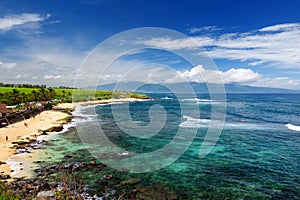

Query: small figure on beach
left=24, top=122, right=28, bottom=127
left=6, top=136, right=8, bottom=141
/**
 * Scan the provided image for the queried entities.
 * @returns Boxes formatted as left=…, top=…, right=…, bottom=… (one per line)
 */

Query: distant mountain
left=91, top=81, right=300, bottom=94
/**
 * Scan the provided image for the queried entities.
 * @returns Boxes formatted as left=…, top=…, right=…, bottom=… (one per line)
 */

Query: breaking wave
left=285, top=123, right=300, bottom=132
left=179, top=115, right=211, bottom=128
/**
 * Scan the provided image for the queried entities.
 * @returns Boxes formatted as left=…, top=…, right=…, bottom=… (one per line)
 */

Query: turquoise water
left=39, top=94, right=300, bottom=199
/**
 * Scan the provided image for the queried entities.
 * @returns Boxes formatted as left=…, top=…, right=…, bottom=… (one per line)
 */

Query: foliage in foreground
left=0, top=181, right=20, bottom=200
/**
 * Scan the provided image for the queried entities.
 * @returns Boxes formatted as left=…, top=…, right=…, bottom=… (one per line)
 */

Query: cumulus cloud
left=163, top=65, right=300, bottom=89
left=0, top=13, right=49, bottom=31
left=140, top=23, right=300, bottom=68
left=166, top=65, right=260, bottom=84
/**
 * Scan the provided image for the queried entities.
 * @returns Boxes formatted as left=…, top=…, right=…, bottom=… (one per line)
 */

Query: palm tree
left=38, top=88, right=46, bottom=100
left=31, top=90, right=38, bottom=101
left=10, top=89, right=20, bottom=105
left=48, top=88, right=56, bottom=100
left=20, top=92, right=26, bottom=103
left=62, top=90, right=66, bottom=97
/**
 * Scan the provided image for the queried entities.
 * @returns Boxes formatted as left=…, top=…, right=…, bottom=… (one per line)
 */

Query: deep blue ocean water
left=40, top=94, right=300, bottom=199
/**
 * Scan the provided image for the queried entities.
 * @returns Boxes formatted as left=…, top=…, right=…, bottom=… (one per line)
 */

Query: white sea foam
left=196, top=101, right=221, bottom=105
left=180, top=115, right=273, bottom=130
left=62, top=99, right=152, bottom=132
left=133, top=120, right=145, bottom=124
left=182, top=98, right=221, bottom=105
left=198, top=99, right=213, bottom=102
left=285, top=123, right=300, bottom=132
left=161, top=97, right=173, bottom=100
left=179, top=115, right=211, bottom=128
left=6, top=153, right=32, bottom=177
left=183, top=98, right=213, bottom=102
left=182, top=98, right=201, bottom=102
left=136, top=98, right=152, bottom=102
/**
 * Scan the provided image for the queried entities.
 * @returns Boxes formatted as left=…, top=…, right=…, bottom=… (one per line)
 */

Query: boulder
left=89, top=160, right=96, bottom=165
left=36, top=190, right=55, bottom=200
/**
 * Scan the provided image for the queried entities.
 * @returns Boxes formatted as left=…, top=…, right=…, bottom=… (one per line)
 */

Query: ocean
left=36, top=94, right=300, bottom=199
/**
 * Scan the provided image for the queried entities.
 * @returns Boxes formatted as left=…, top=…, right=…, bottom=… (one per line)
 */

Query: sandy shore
left=53, top=98, right=143, bottom=109
left=0, top=98, right=145, bottom=178
left=0, top=110, right=70, bottom=176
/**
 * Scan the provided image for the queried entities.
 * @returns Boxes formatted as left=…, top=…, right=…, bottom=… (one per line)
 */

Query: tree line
left=0, top=83, right=76, bottom=89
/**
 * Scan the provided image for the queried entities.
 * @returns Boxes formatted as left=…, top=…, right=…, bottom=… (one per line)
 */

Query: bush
left=0, top=181, right=20, bottom=200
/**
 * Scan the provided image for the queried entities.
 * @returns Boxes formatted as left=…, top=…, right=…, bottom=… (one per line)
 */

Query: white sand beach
left=0, top=110, right=70, bottom=176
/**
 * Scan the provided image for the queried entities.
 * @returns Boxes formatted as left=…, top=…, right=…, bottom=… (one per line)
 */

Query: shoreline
left=0, top=98, right=145, bottom=180
left=0, top=110, right=71, bottom=178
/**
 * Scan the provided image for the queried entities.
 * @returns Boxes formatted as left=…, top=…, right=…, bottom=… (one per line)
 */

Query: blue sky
left=0, top=0, right=300, bottom=89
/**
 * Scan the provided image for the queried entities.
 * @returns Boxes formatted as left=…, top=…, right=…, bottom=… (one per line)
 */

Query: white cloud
left=0, top=62, right=16, bottom=69
left=247, top=76, right=300, bottom=90
left=189, top=26, right=222, bottom=34
left=259, top=23, right=299, bottom=32
left=168, top=65, right=260, bottom=84
left=15, top=74, right=27, bottom=79
left=141, top=36, right=214, bottom=50
left=0, top=13, right=49, bottom=31
left=44, top=75, right=62, bottom=79
left=171, top=65, right=299, bottom=90
left=222, top=68, right=261, bottom=83
left=140, top=23, right=300, bottom=68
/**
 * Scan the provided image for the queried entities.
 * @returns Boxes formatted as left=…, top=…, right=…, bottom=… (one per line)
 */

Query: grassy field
left=72, top=89, right=149, bottom=101
left=0, top=87, right=74, bottom=95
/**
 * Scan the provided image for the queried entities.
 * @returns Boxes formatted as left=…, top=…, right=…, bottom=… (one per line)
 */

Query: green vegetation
left=0, top=87, right=66, bottom=106
left=0, top=85, right=149, bottom=106
left=0, top=181, right=20, bottom=200
left=72, top=89, right=149, bottom=102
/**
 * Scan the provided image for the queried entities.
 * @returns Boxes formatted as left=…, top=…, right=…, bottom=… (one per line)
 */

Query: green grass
left=0, top=87, right=40, bottom=94
left=0, top=182, right=20, bottom=200
left=0, top=87, right=73, bottom=95
left=72, top=89, right=149, bottom=102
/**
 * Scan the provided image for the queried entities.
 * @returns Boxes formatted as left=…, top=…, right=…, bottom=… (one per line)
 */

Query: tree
left=38, top=88, right=46, bottom=100
left=31, top=90, right=38, bottom=101
left=20, top=92, right=26, bottom=103
left=48, top=88, right=56, bottom=100
left=9, top=89, right=20, bottom=105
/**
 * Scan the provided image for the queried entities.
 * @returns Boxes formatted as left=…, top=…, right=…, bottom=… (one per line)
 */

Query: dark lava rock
left=0, top=174, right=11, bottom=179
left=64, top=155, right=74, bottom=159
left=0, top=161, right=6, bottom=165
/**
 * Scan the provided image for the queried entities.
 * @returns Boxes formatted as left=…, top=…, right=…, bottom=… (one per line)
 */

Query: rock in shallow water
left=36, top=190, right=55, bottom=200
